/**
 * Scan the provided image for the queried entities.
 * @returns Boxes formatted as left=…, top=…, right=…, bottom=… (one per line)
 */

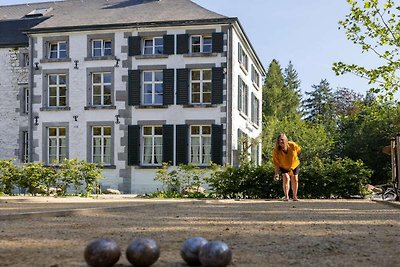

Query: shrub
left=207, top=158, right=371, bottom=199
left=0, top=159, right=22, bottom=194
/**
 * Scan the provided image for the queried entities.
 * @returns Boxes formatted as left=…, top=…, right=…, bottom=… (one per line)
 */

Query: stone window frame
left=41, top=69, right=71, bottom=111
left=85, top=33, right=116, bottom=61
left=85, top=67, right=116, bottom=110
left=41, top=36, right=71, bottom=63
left=86, top=121, right=115, bottom=167
left=42, top=122, right=69, bottom=165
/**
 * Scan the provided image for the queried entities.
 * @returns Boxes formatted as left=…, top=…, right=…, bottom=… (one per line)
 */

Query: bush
left=207, top=158, right=371, bottom=199
left=0, top=159, right=22, bottom=194
left=0, top=158, right=103, bottom=196
left=207, top=162, right=281, bottom=199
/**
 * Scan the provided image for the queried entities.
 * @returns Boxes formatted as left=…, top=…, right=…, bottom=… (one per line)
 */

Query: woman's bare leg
left=282, top=173, right=290, bottom=200
left=291, top=174, right=299, bottom=200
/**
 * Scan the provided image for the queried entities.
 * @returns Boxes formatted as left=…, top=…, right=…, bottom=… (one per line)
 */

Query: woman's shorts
left=279, top=165, right=300, bottom=175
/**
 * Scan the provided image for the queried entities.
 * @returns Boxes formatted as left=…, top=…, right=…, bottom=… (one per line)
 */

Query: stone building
left=0, top=0, right=265, bottom=193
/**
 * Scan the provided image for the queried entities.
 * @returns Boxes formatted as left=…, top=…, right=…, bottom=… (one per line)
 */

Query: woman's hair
left=275, top=133, right=288, bottom=151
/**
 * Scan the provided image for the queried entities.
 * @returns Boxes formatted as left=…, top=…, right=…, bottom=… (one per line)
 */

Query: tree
left=284, top=61, right=302, bottom=114
left=334, top=87, right=363, bottom=117
left=262, top=59, right=286, bottom=119
left=333, top=0, right=400, bottom=99
left=302, top=79, right=336, bottom=133
left=337, top=99, right=400, bottom=184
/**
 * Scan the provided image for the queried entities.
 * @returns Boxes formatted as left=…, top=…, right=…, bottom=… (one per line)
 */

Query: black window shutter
left=212, top=32, right=224, bottom=53
left=176, top=124, right=188, bottom=164
left=163, top=34, right=175, bottom=55
left=212, top=124, right=223, bottom=165
left=128, top=70, right=141, bottom=106
left=163, top=69, right=174, bottom=105
left=128, top=36, right=141, bottom=56
left=128, top=125, right=140, bottom=165
left=177, top=34, right=189, bottom=54
left=162, top=125, right=174, bottom=165
left=211, top=67, right=223, bottom=104
left=176, top=68, right=189, bottom=105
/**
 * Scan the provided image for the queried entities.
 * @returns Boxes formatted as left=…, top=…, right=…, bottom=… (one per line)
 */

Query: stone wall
left=0, top=47, right=29, bottom=161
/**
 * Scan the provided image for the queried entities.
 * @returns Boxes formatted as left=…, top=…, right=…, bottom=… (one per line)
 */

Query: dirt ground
left=0, top=196, right=399, bottom=267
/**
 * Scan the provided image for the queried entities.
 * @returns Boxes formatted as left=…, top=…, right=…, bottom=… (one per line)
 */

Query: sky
left=1, top=0, right=383, bottom=97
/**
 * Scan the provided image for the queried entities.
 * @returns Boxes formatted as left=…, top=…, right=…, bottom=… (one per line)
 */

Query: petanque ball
left=199, top=240, right=232, bottom=267
left=84, top=238, right=121, bottom=267
left=126, top=237, right=160, bottom=267
left=180, top=236, right=208, bottom=266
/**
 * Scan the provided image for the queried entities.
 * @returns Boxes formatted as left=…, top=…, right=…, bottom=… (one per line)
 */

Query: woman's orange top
left=272, top=141, right=301, bottom=171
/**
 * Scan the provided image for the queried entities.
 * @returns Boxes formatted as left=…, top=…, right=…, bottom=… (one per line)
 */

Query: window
left=48, top=127, right=66, bottom=163
left=191, top=69, right=212, bottom=104
left=92, top=126, right=112, bottom=164
left=22, top=131, right=29, bottom=163
left=251, top=65, right=260, bottom=88
left=92, top=39, right=112, bottom=57
left=143, top=37, right=164, bottom=55
left=142, top=126, right=163, bottom=165
left=238, top=76, right=248, bottom=115
left=23, top=53, right=29, bottom=67
left=23, top=87, right=29, bottom=114
left=92, top=72, right=112, bottom=106
left=251, top=93, right=260, bottom=125
left=190, top=125, right=212, bottom=165
left=191, top=35, right=212, bottom=53
left=48, top=41, right=67, bottom=59
left=238, top=44, right=248, bottom=72
left=48, top=74, right=67, bottom=107
left=143, top=70, right=163, bottom=105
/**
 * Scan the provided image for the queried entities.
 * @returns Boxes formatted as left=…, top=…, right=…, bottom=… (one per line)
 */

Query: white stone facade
left=0, top=1, right=265, bottom=194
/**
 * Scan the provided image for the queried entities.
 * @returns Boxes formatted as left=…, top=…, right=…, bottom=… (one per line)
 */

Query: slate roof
left=0, top=0, right=229, bottom=32
left=0, top=17, right=48, bottom=47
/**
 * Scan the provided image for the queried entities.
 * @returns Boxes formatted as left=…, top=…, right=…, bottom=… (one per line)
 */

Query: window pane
left=49, top=87, right=57, bottom=96
left=154, top=71, right=163, bottom=81
left=192, top=93, right=200, bottom=103
left=202, top=126, right=211, bottom=134
left=203, top=92, right=211, bottom=103
left=203, top=70, right=212, bottom=80
left=104, top=85, right=111, bottom=95
left=192, top=36, right=200, bottom=45
left=93, top=85, right=102, bottom=95
left=48, top=75, right=57, bottom=85
left=144, top=84, right=152, bottom=94
left=154, top=126, right=163, bottom=135
left=191, top=126, right=200, bottom=134
left=154, top=38, right=163, bottom=46
left=203, top=82, right=211, bottom=93
left=103, top=73, right=112, bottom=83
left=103, top=96, right=112, bottom=105
left=144, top=47, right=153, bottom=54
left=93, top=74, right=101, bottom=83
left=155, top=84, right=163, bottom=94
left=192, top=83, right=200, bottom=93
left=192, top=70, right=200, bottom=80
left=144, top=72, right=152, bottom=81
left=144, top=94, right=152, bottom=104
left=155, top=95, right=163, bottom=104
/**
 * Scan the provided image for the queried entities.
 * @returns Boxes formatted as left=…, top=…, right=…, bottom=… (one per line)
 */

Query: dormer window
left=24, top=7, right=53, bottom=18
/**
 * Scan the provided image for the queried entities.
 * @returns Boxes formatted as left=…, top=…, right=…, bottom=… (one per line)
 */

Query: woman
left=272, top=133, right=301, bottom=201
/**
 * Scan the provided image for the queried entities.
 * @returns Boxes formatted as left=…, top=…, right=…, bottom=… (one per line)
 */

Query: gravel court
left=0, top=197, right=399, bottom=267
